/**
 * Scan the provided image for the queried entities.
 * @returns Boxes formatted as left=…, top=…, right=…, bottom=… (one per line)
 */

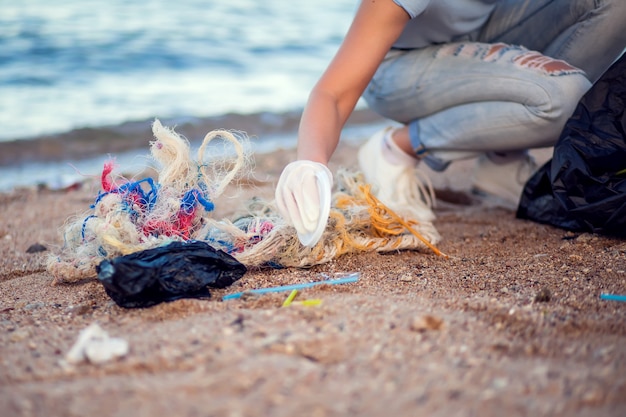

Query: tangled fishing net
left=47, top=119, right=442, bottom=284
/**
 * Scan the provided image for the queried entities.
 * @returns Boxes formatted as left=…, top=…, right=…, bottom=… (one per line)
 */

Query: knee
left=534, top=72, right=591, bottom=136
left=513, top=51, right=592, bottom=119
left=555, top=73, right=592, bottom=119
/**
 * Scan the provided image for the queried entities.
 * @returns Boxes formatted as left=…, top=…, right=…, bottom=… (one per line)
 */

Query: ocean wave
left=0, top=0, right=356, bottom=141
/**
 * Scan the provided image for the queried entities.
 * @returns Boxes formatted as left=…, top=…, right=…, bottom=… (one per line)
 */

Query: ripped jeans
left=362, top=0, right=626, bottom=169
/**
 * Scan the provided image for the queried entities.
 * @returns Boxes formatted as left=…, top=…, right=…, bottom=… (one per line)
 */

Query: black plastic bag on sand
left=517, top=54, right=626, bottom=237
left=96, top=241, right=247, bottom=308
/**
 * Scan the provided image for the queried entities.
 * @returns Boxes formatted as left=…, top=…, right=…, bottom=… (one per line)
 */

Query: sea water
left=0, top=0, right=356, bottom=141
left=0, top=0, right=376, bottom=190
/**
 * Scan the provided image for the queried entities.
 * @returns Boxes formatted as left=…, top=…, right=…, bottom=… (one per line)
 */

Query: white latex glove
left=275, top=160, right=333, bottom=247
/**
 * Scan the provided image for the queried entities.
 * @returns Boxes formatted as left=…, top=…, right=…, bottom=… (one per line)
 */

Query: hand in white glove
left=275, top=160, right=333, bottom=247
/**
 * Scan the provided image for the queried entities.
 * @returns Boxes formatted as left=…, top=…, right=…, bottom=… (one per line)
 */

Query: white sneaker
left=471, top=153, right=538, bottom=209
left=357, top=127, right=436, bottom=222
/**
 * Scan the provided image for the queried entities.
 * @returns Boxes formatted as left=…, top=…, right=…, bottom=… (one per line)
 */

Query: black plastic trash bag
left=96, top=241, right=247, bottom=308
left=517, top=54, right=626, bottom=237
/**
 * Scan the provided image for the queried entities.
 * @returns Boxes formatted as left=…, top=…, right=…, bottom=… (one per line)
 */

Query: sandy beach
left=1, top=121, right=625, bottom=417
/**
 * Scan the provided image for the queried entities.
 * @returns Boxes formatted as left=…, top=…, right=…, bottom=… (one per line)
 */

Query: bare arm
left=296, top=0, right=410, bottom=163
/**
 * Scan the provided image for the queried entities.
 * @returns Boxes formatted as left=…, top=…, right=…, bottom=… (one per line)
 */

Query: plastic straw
left=600, top=293, right=626, bottom=302
left=282, top=290, right=298, bottom=307
left=222, top=272, right=360, bottom=300
left=292, top=299, right=323, bottom=307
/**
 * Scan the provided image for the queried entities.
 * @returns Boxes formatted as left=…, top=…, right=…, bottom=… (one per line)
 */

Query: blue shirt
left=392, top=0, right=499, bottom=48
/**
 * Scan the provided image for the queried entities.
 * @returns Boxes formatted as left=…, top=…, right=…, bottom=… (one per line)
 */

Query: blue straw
left=222, top=272, right=360, bottom=300
left=600, top=293, right=626, bottom=302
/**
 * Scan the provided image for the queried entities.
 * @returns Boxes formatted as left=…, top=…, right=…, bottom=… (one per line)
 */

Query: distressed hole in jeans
left=435, top=42, right=585, bottom=76
left=512, top=51, right=583, bottom=76
left=434, top=42, right=516, bottom=60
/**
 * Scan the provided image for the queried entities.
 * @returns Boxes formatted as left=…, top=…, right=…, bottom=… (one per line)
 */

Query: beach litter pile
left=47, top=119, right=442, bottom=303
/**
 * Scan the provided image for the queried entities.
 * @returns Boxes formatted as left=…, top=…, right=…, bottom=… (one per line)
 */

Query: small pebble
left=535, top=287, right=552, bottom=303
left=410, top=315, right=444, bottom=332
left=9, top=329, right=30, bottom=342
left=26, top=243, right=47, bottom=253
left=66, top=304, right=92, bottom=316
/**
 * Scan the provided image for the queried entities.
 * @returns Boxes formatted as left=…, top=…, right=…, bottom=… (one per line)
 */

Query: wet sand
left=0, top=109, right=383, bottom=166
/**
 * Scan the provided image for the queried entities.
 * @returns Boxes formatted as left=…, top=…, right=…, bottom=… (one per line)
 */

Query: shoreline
left=0, top=108, right=384, bottom=168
